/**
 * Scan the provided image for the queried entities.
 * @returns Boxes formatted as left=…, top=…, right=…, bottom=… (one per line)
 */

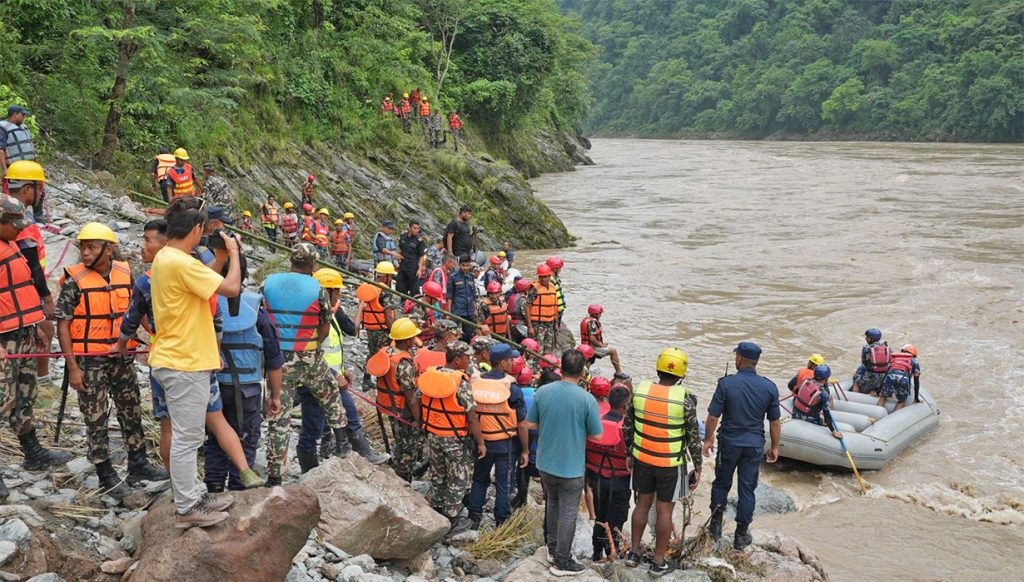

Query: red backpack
left=793, top=378, right=824, bottom=414
left=868, top=343, right=891, bottom=373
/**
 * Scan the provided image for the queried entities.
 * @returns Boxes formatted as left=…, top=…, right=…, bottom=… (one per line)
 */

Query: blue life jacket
left=216, top=292, right=264, bottom=386
left=263, top=273, right=321, bottom=352
left=522, top=386, right=539, bottom=460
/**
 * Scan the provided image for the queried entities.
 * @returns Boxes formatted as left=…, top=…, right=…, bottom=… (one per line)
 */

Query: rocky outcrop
left=132, top=484, right=319, bottom=582
left=299, top=456, right=450, bottom=560
left=743, top=531, right=829, bottom=582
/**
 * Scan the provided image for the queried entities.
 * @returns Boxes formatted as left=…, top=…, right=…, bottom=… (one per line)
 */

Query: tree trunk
left=96, top=2, right=137, bottom=170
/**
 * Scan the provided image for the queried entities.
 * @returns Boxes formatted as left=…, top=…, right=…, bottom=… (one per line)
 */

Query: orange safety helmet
left=536, top=264, right=552, bottom=277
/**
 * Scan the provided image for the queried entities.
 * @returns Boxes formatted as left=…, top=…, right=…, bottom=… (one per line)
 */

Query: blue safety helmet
left=865, top=328, right=882, bottom=341
left=813, top=365, right=832, bottom=381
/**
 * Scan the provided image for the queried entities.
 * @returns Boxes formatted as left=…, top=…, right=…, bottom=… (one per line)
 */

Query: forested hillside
left=559, top=0, right=1023, bottom=141
left=0, top=0, right=593, bottom=177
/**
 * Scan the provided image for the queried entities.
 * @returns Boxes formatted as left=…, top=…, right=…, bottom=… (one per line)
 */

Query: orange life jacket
left=449, top=114, right=462, bottom=130
left=419, top=367, right=469, bottom=437
left=15, top=223, right=46, bottom=267
left=313, top=220, right=330, bottom=248
left=414, top=348, right=447, bottom=375
left=261, top=202, right=279, bottom=226
left=281, top=212, right=299, bottom=235
left=420, top=102, right=430, bottom=116
left=579, top=316, right=603, bottom=345
left=381, top=98, right=394, bottom=113
left=166, top=164, right=195, bottom=197
left=330, top=229, right=350, bottom=254
left=357, top=283, right=388, bottom=331
left=631, top=382, right=687, bottom=468
left=400, top=100, right=411, bottom=114
left=63, top=261, right=137, bottom=353
left=528, top=281, right=559, bottom=323
left=480, top=298, right=509, bottom=336
left=153, top=153, right=175, bottom=181
left=301, top=216, right=317, bottom=242
left=374, top=348, right=413, bottom=414
left=471, top=376, right=517, bottom=441
left=791, top=367, right=814, bottom=393
left=0, top=240, right=45, bottom=334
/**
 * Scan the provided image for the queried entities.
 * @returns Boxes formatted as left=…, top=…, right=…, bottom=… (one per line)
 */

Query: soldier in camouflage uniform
left=357, top=261, right=398, bottom=390
left=372, top=318, right=423, bottom=481
left=201, top=163, right=234, bottom=212
left=432, top=319, right=461, bottom=351
left=262, top=243, right=349, bottom=485
left=55, top=222, right=166, bottom=499
left=0, top=196, right=71, bottom=500
left=415, top=341, right=485, bottom=535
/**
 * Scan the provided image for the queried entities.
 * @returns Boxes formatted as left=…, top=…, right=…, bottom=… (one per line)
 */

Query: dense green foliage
left=559, top=0, right=1023, bottom=141
left=0, top=0, right=593, bottom=172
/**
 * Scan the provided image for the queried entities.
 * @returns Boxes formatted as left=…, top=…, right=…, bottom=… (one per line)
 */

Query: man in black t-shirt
left=445, top=205, right=473, bottom=256
left=396, top=221, right=426, bottom=295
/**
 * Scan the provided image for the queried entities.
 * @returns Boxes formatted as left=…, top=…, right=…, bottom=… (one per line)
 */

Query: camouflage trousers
left=533, top=322, right=557, bottom=356
left=266, top=350, right=347, bottom=479
left=425, top=432, right=474, bottom=519
left=389, top=415, right=424, bottom=481
left=0, top=328, right=38, bottom=435
left=77, top=356, right=146, bottom=463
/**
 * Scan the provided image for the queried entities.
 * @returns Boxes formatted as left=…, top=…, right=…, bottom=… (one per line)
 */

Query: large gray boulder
left=299, top=455, right=450, bottom=560
left=726, top=482, right=797, bottom=517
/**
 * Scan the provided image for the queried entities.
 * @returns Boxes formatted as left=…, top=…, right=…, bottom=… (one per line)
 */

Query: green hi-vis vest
left=631, top=381, right=687, bottom=468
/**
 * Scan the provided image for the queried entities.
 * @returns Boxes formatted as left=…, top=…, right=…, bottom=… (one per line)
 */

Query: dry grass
left=466, top=505, right=543, bottom=561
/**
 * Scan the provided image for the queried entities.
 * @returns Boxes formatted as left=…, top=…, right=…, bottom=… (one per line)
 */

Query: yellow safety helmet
left=173, top=147, right=189, bottom=160
left=334, top=219, right=343, bottom=225
left=390, top=317, right=421, bottom=341
left=318, top=207, right=330, bottom=216
left=242, top=210, right=252, bottom=218
left=343, top=212, right=355, bottom=219
left=807, top=353, right=825, bottom=366
left=4, top=160, right=47, bottom=182
left=655, top=347, right=688, bottom=378
left=375, top=261, right=397, bottom=276
left=313, top=268, right=344, bottom=289
left=283, top=202, right=295, bottom=210
left=498, top=251, right=506, bottom=258
left=76, top=222, right=118, bottom=244
left=403, top=93, right=409, bottom=98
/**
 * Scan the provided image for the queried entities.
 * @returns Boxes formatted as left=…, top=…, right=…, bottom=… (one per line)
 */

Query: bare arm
left=767, top=419, right=781, bottom=463
left=702, top=414, right=720, bottom=457
left=466, top=410, right=486, bottom=458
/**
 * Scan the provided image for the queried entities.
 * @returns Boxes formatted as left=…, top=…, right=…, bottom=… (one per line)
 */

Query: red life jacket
left=429, top=266, right=448, bottom=301
left=281, top=212, right=299, bottom=235
left=579, top=316, right=603, bottom=345
left=0, top=240, right=45, bottom=333
left=794, top=378, right=825, bottom=415
left=584, top=414, right=629, bottom=478
left=507, top=292, right=524, bottom=324
left=868, top=343, right=891, bottom=373
left=888, top=352, right=915, bottom=374
left=449, top=114, right=462, bottom=130
left=300, top=216, right=316, bottom=242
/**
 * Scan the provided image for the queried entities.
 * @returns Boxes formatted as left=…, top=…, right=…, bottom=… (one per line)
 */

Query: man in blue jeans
left=526, top=349, right=603, bottom=577
left=702, top=341, right=781, bottom=551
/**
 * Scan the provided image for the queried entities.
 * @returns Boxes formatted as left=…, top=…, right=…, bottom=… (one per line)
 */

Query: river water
left=526, top=138, right=1024, bottom=581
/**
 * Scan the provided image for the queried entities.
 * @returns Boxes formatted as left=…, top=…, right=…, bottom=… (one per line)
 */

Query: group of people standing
left=380, top=89, right=464, bottom=150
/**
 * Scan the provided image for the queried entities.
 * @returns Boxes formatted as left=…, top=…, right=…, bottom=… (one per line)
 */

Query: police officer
left=396, top=221, right=425, bottom=295
left=0, top=196, right=70, bottom=500
left=702, top=342, right=781, bottom=551
left=447, top=254, right=478, bottom=343
left=853, top=328, right=888, bottom=394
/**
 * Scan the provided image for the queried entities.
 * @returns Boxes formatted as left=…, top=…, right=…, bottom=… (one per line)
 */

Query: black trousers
left=588, top=472, right=631, bottom=555
left=395, top=269, right=419, bottom=296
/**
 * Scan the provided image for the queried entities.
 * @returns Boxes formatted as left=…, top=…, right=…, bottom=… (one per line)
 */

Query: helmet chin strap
left=86, top=242, right=109, bottom=271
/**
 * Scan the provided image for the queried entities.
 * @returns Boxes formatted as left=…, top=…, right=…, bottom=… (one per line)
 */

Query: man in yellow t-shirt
left=150, top=196, right=242, bottom=529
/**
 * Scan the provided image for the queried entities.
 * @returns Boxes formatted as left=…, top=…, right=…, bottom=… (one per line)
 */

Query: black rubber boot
left=709, top=507, right=724, bottom=541
left=297, top=449, right=319, bottom=474
left=18, top=429, right=71, bottom=470
left=447, top=516, right=474, bottom=537
left=95, top=460, right=131, bottom=499
left=265, top=475, right=282, bottom=487
left=126, top=448, right=170, bottom=484
left=206, top=481, right=226, bottom=494
left=333, top=427, right=351, bottom=458
left=734, top=523, right=753, bottom=550
left=0, top=477, right=8, bottom=501
left=349, top=428, right=390, bottom=465
left=319, top=430, right=334, bottom=461
left=468, top=511, right=482, bottom=531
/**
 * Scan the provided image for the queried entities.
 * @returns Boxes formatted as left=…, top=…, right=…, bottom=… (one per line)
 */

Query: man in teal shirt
left=526, top=349, right=603, bottom=577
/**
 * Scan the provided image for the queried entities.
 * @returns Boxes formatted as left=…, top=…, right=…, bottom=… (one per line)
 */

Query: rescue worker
left=478, top=280, right=510, bottom=340
left=447, top=254, right=478, bottom=343
left=467, top=343, right=530, bottom=529
left=5, top=162, right=54, bottom=382
left=259, top=194, right=280, bottom=243
left=380, top=94, right=394, bottom=114
left=579, top=304, right=622, bottom=374
left=428, top=253, right=456, bottom=305
left=54, top=222, right=167, bottom=498
left=356, top=261, right=398, bottom=389
left=415, top=341, right=486, bottom=535
left=879, top=344, right=921, bottom=410
left=205, top=286, right=282, bottom=491
left=330, top=219, right=352, bottom=268
left=313, top=208, right=331, bottom=257
left=428, top=112, right=442, bottom=149
left=398, top=94, right=412, bottom=133
left=448, top=110, right=463, bottom=151
left=202, top=162, right=233, bottom=210
left=787, top=353, right=826, bottom=393
left=280, top=202, right=300, bottom=246
left=298, top=269, right=389, bottom=472
left=501, top=240, right=515, bottom=267
left=341, top=212, right=356, bottom=265
left=410, top=88, right=421, bottom=115
left=396, top=221, right=425, bottom=295
left=299, top=203, right=317, bottom=244
left=261, top=243, right=350, bottom=486
left=586, top=385, right=631, bottom=562
left=1, top=106, right=37, bottom=173
left=149, top=147, right=176, bottom=202
left=546, top=256, right=567, bottom=327
left=852, top=328, right=889, bottom=394
left=373, top=219, right=400, bottom=267
left=425, top=238, right=446, bottom=272
left=623, top=348, right=702, bottom=577
left=703, top=342, right=781, bottom=551
left=419, top=97, right=431, bottom=128
left=482, top=256, right=503, bottom=289
left=301, top=175, right=316, bottom=207
left=525, top=264, right=559, bottom=355
left=508, top=277, right=532, bottom=342
left=791, top=365, right=843, bottom=440
left=0, top=196, right=70, bottom=500
left=470, top=336, right=495, bottom=377
left=368, top=317, right=422, bottom=480
left=163, top=148, right=202, bottom=198
left=239, top=210, right=254, bottom=232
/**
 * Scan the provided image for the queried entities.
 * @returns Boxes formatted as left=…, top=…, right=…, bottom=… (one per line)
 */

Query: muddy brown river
left=526, top=139, right=1024, bottom=581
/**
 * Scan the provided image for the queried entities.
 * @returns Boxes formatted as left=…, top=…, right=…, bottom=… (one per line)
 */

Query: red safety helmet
left=514, top=278, right=532, bottom=292
left=536, top=264, right=552, bottom=277
left=576, top=344, right=595, bottom=360
left=511, top=355, right=526, bottom=376
left=539, top=354, right=560, bottom=369
left=587, top=304, right=603, bottom=316
left=307, top=174, right=316, bottom=182
left=546, top=256, right=564, bottom=270
left=486, top=280, right=502, bottom=293
left=490, top=255, right=501, bottom=265
left=422, top=281, right=444, bottom=301
left=301, top=203, right=314, bottom=213
left=589, top=376, right=612, bottom=398
left=521, top=338, right=541, bottom=353
left=516, top=366, right=534, bottom=386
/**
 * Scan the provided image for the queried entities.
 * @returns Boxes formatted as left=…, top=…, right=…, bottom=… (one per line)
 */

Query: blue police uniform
left=447, top=269, right=478, bottom=342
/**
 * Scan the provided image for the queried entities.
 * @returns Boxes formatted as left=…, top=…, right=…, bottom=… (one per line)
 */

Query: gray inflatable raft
left=767, top=380, right=940, bottom=471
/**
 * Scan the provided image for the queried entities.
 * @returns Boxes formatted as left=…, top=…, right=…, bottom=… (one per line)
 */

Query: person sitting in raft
left=791, top=365, right=843, bottom=440
left=787, top=353, right=825, bottom=393
left=878, top=344, right=921, bottom=411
